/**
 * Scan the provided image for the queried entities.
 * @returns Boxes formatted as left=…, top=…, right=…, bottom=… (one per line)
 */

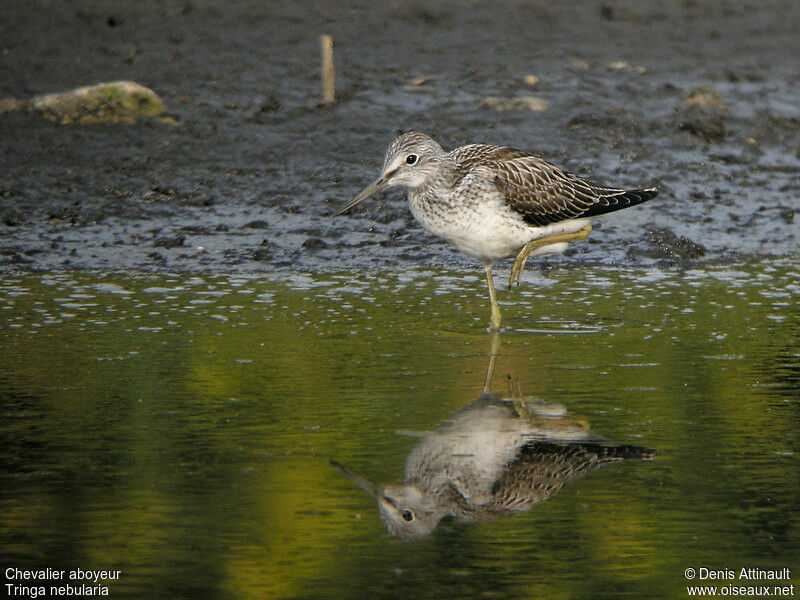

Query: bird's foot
left=508, top=244, right=535, bottom=288
left=573, top=224, right=592, bottom=242
left=508, top=225, right=593, bottom=288
left=512, top=398, right=534, bottom=420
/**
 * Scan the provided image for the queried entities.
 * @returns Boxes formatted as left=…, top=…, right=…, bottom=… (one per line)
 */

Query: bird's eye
left=406, top=154, right=418, bottom=165
left=401, top=509, right=414, bottom=522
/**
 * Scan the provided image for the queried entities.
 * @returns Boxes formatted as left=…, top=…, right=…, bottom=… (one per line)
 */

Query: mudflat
left=1, top=1, right=798, bottom=273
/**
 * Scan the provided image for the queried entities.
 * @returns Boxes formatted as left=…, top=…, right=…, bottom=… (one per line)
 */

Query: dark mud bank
left=2, top=1, right=798, bottom=274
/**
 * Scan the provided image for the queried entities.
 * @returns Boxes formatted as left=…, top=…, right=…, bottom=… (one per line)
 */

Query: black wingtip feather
left=581, top=187, right=658, bottom=218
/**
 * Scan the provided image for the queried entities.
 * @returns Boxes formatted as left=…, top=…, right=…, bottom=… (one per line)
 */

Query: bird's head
left=335, top=132, right=446, bottom=215
left=330, top=460, right=444, bottom=539
left=377, top=484, right=444, bottom=539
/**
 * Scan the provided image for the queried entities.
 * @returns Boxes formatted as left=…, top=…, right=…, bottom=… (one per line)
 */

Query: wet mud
left=1, top=0, right=798, bottom=274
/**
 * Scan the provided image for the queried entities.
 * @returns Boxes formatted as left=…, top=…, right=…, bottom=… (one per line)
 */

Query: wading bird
left=337, top=132, right=656, bottom=329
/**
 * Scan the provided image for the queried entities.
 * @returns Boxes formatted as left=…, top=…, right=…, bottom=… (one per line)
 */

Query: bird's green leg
left=508, top=224, right=592, bottom=288
left=482, top=329, right=501, bottom=393
left=484, top=263, right=502, bottom=330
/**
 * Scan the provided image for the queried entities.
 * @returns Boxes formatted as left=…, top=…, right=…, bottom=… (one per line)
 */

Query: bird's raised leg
left=508, top=224, right=592, bottom=288
left=483, top=262, right=502, bottom=330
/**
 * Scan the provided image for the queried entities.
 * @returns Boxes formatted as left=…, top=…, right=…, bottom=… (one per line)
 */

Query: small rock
left=302, top=237, right=328, bottom=250
left=380, top=233, right=404, bottom=248
left=153, top=236, right=186, bottom=249
left=258, top=95, right=281, bottom=113
left=522, top=74, right=540, bottom=87
left=678, top=110, right=726, bottom=142
left=180, top=225, right=212, bottom=234
left=676, top=87, right=727, bottom=142
left=251, top=247, right=272, bottom=261
left=567, top=108, right=642, bottom=137
left=639, top=227, right=706, bottom=260
left=2, top=212, right=20, bottom=227
left=682, top=86, right=727, bottom=111
left=570, top=59, right=590, bottom=70
left=14, top=81, right=169, bottom=124
left=405, top=84, right=434, bottom=93
left=147, top=252, right=167, bottom=265
left=600, top=5, right=634, bottom=20
left=607, top=61, right=646, bottom=73
left=142, top=187, right=175, bottom=202
left=251, top=239, right=276, bottom=261
left=241, top=220, right=269, bottom=229
left=518, top=97, right=548, bottom=112
left=479, top=96, right=548, bottom=112
left=405, top=77, right=434, bottom=92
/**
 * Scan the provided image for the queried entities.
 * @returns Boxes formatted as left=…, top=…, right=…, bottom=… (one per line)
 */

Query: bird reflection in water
left=331, top=335, right=654, bottom=539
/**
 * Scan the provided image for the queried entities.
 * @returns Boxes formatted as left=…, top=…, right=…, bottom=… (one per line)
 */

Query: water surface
left=1, top=261, right=798, bottom=599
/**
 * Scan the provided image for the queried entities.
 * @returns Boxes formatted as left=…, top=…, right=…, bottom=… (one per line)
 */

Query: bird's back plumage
left=450, top=143, right=658, bottom=227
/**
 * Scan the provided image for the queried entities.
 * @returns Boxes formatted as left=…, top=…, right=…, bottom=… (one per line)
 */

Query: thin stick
left=320, top=34, right=335, bottom=105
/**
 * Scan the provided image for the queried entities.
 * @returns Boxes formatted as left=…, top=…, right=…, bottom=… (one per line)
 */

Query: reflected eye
left=406, top=154, right=418, bottom=165
left=401, top=509, right=414, bottom=522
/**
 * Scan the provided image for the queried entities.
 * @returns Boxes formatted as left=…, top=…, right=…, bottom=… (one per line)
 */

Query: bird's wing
left=452, top=144, right=656, bottom=226
left=487, top=441, right=654, bottom=511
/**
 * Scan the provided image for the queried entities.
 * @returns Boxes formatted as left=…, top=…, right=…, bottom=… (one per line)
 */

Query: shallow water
left=1, top=261, right=798, bottom=599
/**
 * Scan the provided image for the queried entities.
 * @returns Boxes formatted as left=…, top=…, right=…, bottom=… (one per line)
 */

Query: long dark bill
left=329, top=459, right=380, bottom=499
left=333, top=177, right=388, bottom=216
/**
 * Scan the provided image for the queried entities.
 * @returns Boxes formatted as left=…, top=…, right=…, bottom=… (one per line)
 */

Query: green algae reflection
left=0, top=260, right=798, bottom=599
